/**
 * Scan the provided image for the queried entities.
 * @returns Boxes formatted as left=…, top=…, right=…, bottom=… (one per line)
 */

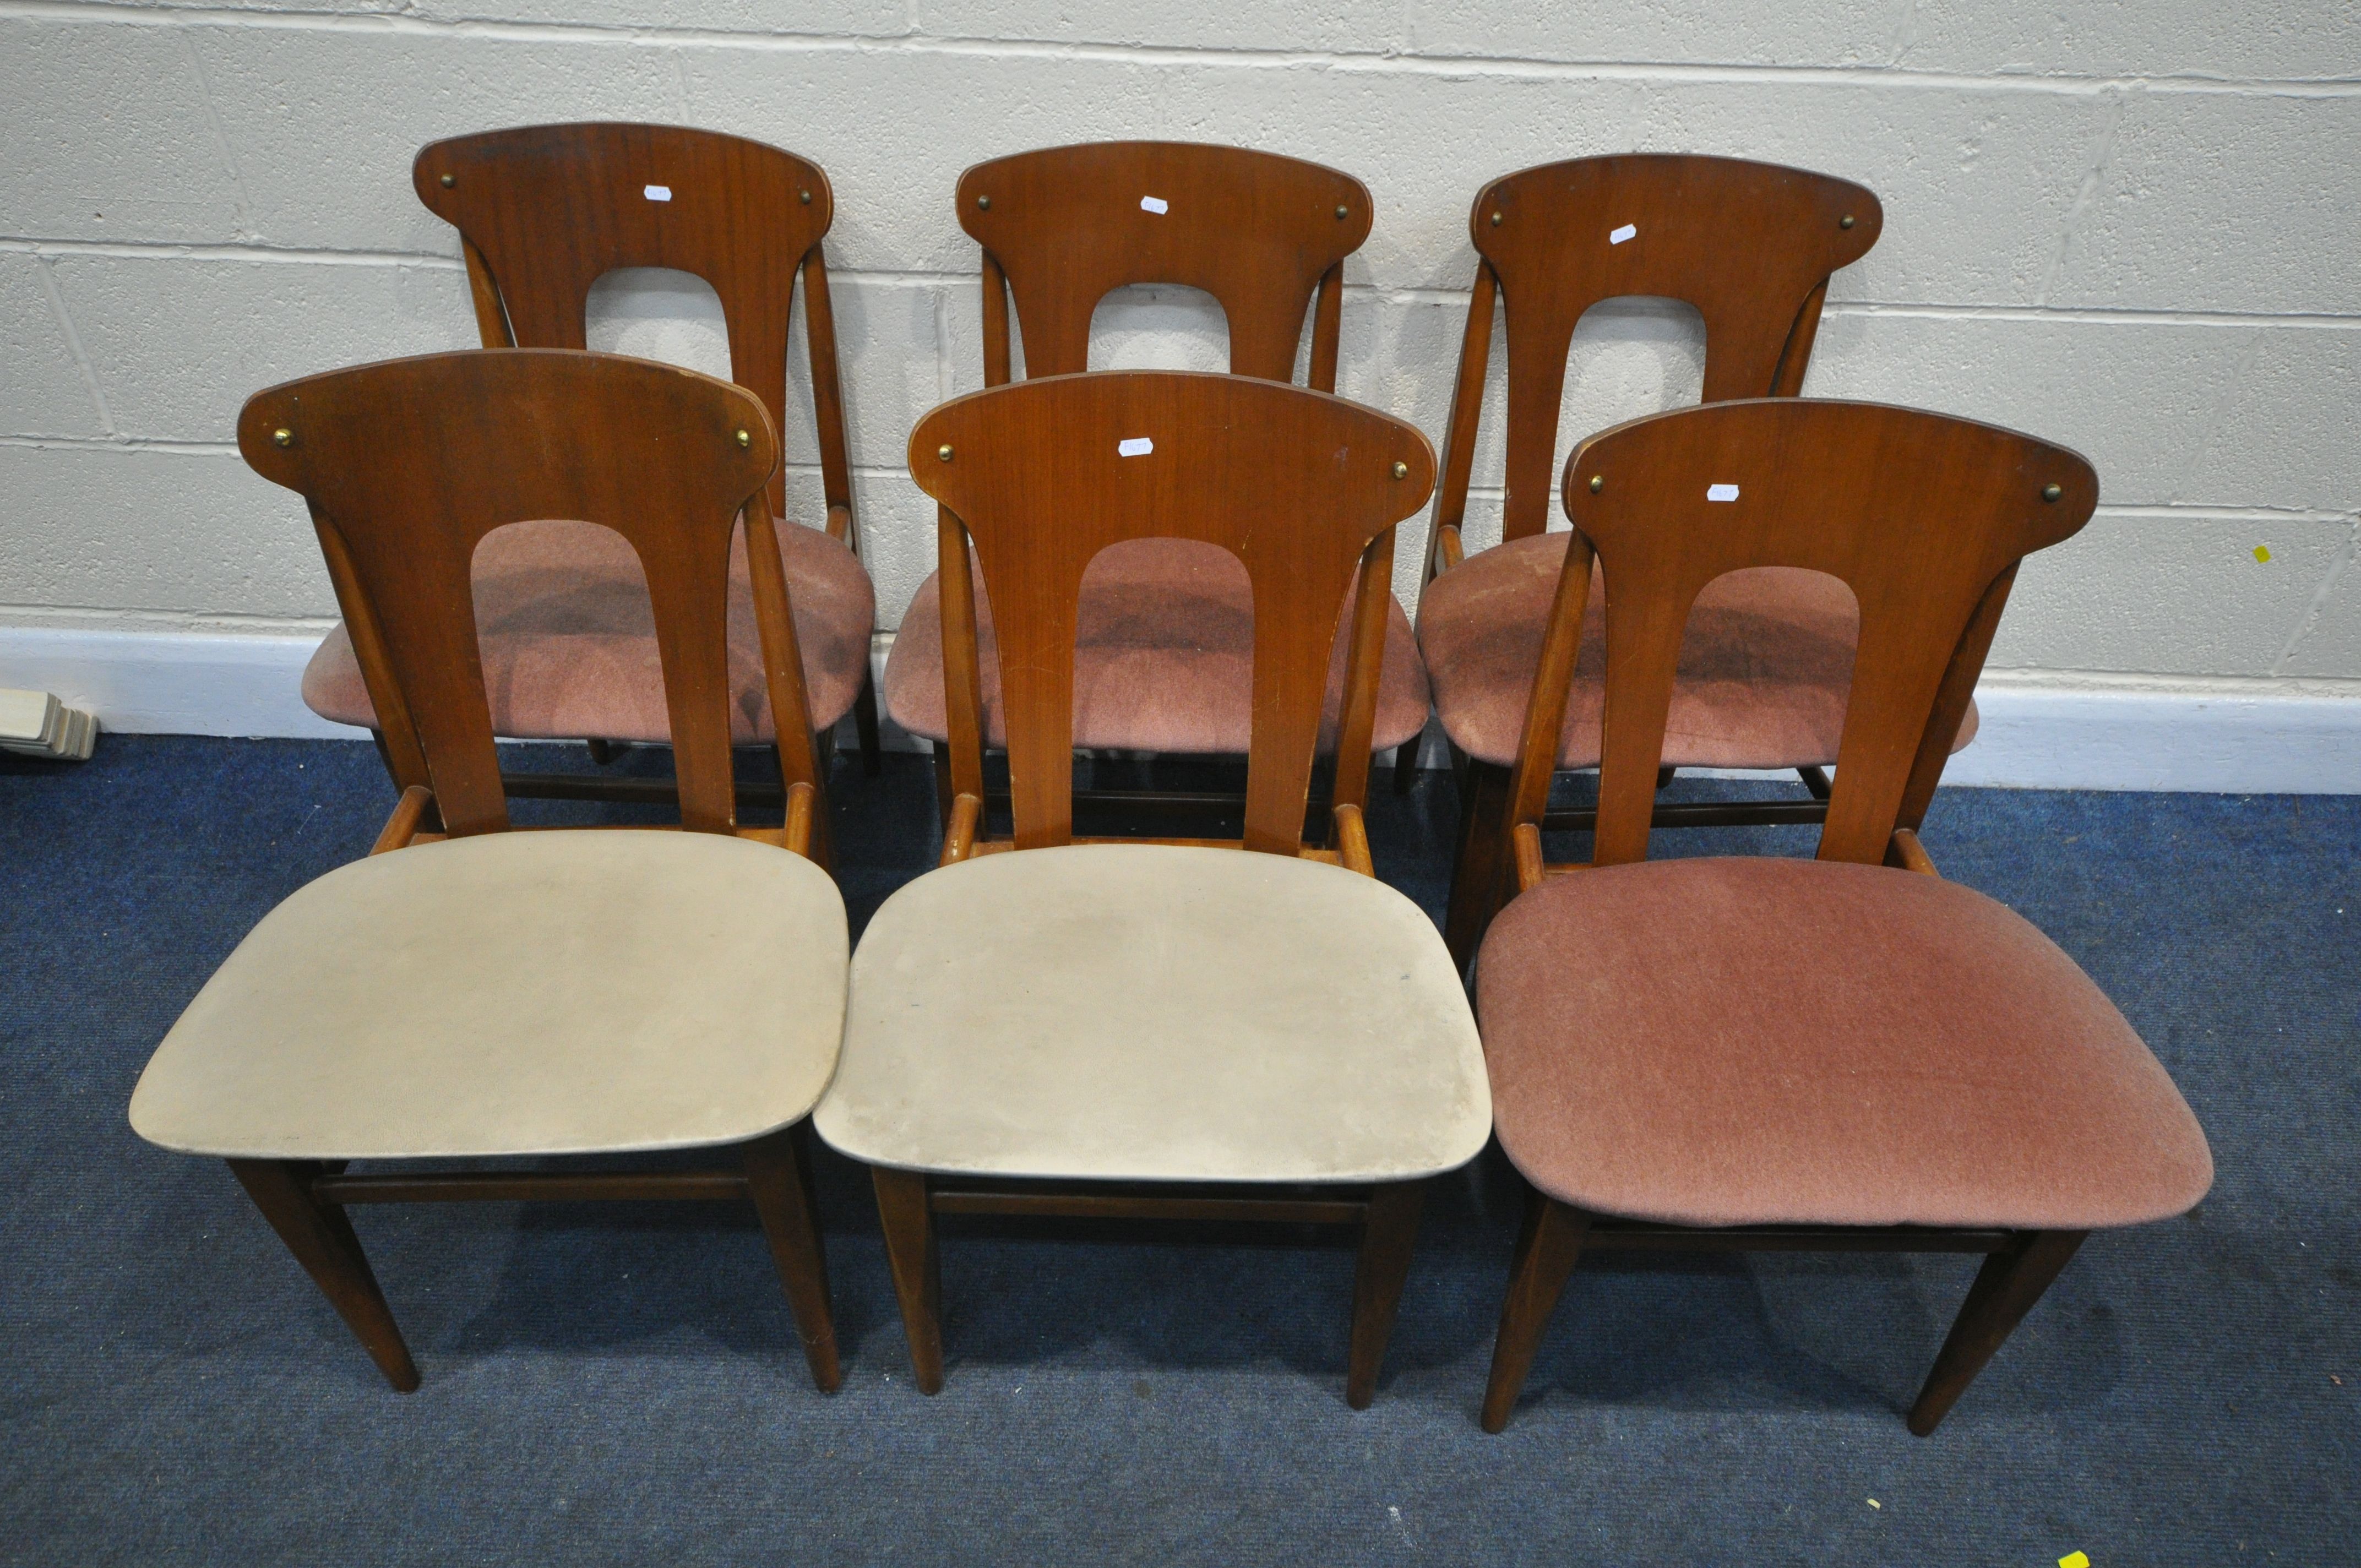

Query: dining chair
left=1409, top=154, right=1978, bottom=967
left=129, top=349, right=849, bottom=1393
left=878, top=141, right=1432, bottom=833
left=1472, top=397, right=2213, bottom=1434
left=301, top=122, right=880, bottom=806
left=818, top=370, right=1489, bottom=1407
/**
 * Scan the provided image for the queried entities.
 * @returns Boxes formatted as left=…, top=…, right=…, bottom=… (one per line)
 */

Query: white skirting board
left=2, top=623, right=2355, bottom=795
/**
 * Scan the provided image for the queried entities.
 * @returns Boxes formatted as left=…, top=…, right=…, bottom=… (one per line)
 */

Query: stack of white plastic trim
left=0, top=688, right=98, bottom=761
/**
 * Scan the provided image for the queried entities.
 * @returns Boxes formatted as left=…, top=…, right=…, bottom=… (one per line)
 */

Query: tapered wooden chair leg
left=1907, top=1229, right=2087, bottom=1435
left=1444, top=760, right=1514, bottom=972
left=853, top=669, right=884, bottom=777
left=226, top=1158, right=420, bottom=1393
left=743, top=1124, right=842, bottom=1393
left=1343, top=1180, right=1427, bottom=1409
left=1479, top=1190, right=1590, bottom=1432
left=873, top=1167, right=945, bottom=1394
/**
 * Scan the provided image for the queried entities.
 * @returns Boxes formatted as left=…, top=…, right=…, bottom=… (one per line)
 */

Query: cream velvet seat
left=133, top=830, right=847, bottom=1162
left=817, top=842, right=1486, bottom=1185
left=834, top=368, right=1471, bottom=1408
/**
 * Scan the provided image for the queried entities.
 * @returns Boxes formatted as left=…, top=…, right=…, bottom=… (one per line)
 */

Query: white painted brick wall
left=2, top=0, right=2355, bottom=696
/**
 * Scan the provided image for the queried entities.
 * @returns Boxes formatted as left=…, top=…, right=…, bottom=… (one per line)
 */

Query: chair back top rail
left=908, top=371, right=1434, bottom=854
left=1438, top=154, right=1881, bottom=552
left=956, top=141, right=1371, bottom=388
left=239, top=349, right=787, bottom=839
left=1511, top=398, right=2095, bottom=867
left=415, top=122, right=846, bottom=527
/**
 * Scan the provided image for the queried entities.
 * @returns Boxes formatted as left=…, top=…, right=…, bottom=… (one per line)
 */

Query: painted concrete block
left=411, top=0, right=903, bottom=30
left=1407, top=0, right=1912, bottom=68
left=2280, top=536, right=2361, bottom=679
left=50, top=255, right=478, bottom=443
left=1804, top=308, right=2256, bottom=509
left=916, top=0, right=1405, bottom=52
left=0, top=444, right=329, bottom=619
left=2191, top=326, right=2361, bottom=518
left=1993, top=509, right=2353, bottom=677
left=191, top=26, right=682, bottom=254
left=0, top=257, right=107, bottom=439
left=0, top=19, right=245, bottom=244
left=2053, top=91, right=2361, bottom=317
left=1906, top=1, right=2361, bottom=81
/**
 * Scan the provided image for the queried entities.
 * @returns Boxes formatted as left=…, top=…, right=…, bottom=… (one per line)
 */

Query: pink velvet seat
left=302, top=516, right=875, bottom=744
left=1478, top=855, right=2213, bottom=1231
left=882, top=537, right=1430, bottom=755
left=1418, top=533, right=1977, bottom=769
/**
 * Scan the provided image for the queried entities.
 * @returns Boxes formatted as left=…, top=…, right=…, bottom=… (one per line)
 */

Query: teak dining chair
left=878, top=141, right=1432, bottom=831
left=1408, top=155, right=1970, bottom=966
left=1472, top=398, right=2213, bottom=1434
left=818, top=371, right=1489, bottom=1407
left=301, top=122, right=881, bottom=805
left=129, top=349, right=849, bottom=1393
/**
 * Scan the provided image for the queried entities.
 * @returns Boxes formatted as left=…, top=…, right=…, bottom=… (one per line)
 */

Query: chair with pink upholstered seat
left=1413, top=155, right=1980, bottom=968
left=1471, top=396, right=2212, bottom=1435
left=878, top=141, right=1432, bottom=836
left=301, top=122, right=880, bottom=803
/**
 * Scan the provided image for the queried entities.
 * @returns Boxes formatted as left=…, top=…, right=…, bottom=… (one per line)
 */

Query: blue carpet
left=1, top=736, right=2353, bottom=1565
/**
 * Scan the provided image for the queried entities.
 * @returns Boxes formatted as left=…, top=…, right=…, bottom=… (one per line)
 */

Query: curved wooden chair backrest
left=1508, top=399, right=2096, bottom=867
left=414, top=122, right=849, bottom=531
left=239, top=349, right=792, bottom=840
left=956, top=141, right=1371, bottom=388
left=1435, top=154, right=1881, bottom=553
left=908, top=372, right=1434, bottom=854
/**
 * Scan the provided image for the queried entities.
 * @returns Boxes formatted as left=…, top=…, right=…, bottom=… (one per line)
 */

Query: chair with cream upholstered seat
left=130, top=349, right=848, bottom=1393
left=818, top=369, right=1489, bottom=1407
left=1471, top=397, right=2213, bottom=1435
left=1411, top=155, right=1977, bottom=968
left=301, top=122, right=880, bottom=799
left=879, top=141, right=1432, bottom=835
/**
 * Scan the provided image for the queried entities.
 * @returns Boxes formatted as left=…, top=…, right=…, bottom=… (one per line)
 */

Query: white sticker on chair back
left=1609, top=223, right=1637, bottom=244
left=1706, top=483, right=1740, bottom=502
left=1140, top=195, right=1169, bottom=215
left=1118, top=437, right=1154, bottom=457
left=643, top=184, right=673, bottom=202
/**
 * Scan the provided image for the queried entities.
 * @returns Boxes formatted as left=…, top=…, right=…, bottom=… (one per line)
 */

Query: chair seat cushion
left=301, top=516, right=877, bottom=743
left=880, top=537, right=1432, bottom=753
left=128, top=830, right=848, bottom=1161
left=1476, top=856, right=2212, bottom=1231
left=1417, top=533, right=1979, bottom=769
left=815, top=843, right=1489, bottom=1184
